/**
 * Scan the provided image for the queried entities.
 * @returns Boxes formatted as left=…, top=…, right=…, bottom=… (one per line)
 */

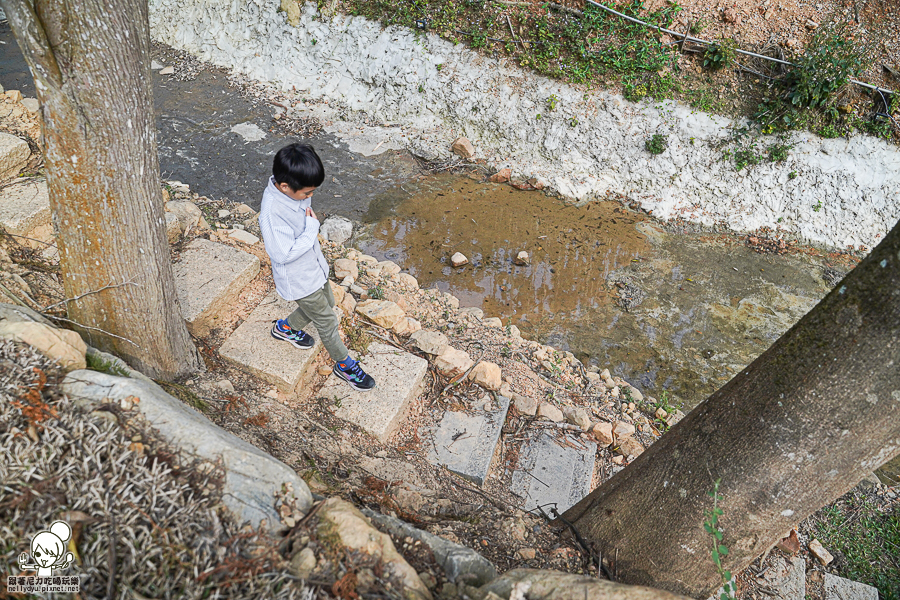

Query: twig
left=1, top=232, right=56, bottom=247
left=42, top=280, right=139, bottom=312
left=439, top=348, right=486, bottom=397
left=549, top=505, right=612, bottom=580
left=442, top=466, right=513, bottom=513
left=507, top=15, right=522, bottom=51
left=295, top=410, right=337, bottom=438
left=45, top=314, right=142, bottom=348
left=0, top=282, right=30, bottom=308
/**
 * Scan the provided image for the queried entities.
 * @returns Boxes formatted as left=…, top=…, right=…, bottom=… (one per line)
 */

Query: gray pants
left=286, top=282, right=349, bottom=362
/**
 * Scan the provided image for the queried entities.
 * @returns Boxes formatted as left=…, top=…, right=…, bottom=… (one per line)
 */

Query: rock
left=377, top=260, right=402, bottom=275
left=482, top=569, right=694, bottom=600
left=166, top=200, right=207, bottom=233
left=21, top=98, right=40, bottom=114
left=611, top=455, right=624, bottom=465
left=806, top=19, right=819, bottom=30
left=318, top=499, right=432, bottom=600
left=666, top=409, right=685, bottom=427
left=0, top=321, right=86, bottom=370
left=723, top=7, right=740, bottom=24
left=356, top=299, right=405, bottom=328
left=586, top=372, right=600, bottom=383
left=591, top=422, right=614, bottom=447
left=349, top=284, right=365, bottom=296
left=290, top=547, right=317, bottom=579
left=615, top=436, right=644, bottom=458
left=233, top=203, right=255, bottom=215
left=357, top=568, right=377, bottom=594
left=469, top=361, right=502, bottom=390
left=754, top=556, right=806, bottom=600
left=334, top=258, right=359, bottom=280
left=410, top=330, right=449, bottom=356
left=159, top=66, right=175, bottom=75
left=330, top=281, right=346, bottom=305
left=450, top=252, right=468, bottom=267
left=451, top=137, right=476, bottom=159
left=809, top=539, right=834, bottom=565
left=364, top=510, right=497, bottom=587
left=228, top=229, right=260, bottom=245
left=419, top=571, right=437, bottom=590
left=600, top=368, right=611, bottom=380
left=776, top=529, right=800, bottom=554
left=823, top=573, right=879, bottom=600
left=459, top=307, right=484, bottom=320
left=173, top=239, right=260, bottom=337
left=393, top=316, right=422, bottom=336
left=340, top=292, right=357, bottom=315
left=508, top=325, right=521, bottom=338
left=510, top=431, right=597, bottom=512
left=434, top=347, right=474, bottom=378
left=536, top=402, right=564, bottom=422
left=513, top=394, right=538, bottom=416
left=62, top=370, right=312, bottom=527
left=426, top=395, right=510, bottom=486
left=626, top=386, right=644, bottom=402
left=215, top=379, right=235, bottom=393
left=482, top=317, right=503, bottom=328
left=393, top=273, right=419, bottom=290
left=655, top=407, right=668, bottom=419
left=516, top=548, right=536, bottom=560
left=320, top=216, right=353, bottom=245
left=5, top=90, right=23, bottom=102
left=562, top=407, right=592, bottom=431
left=488, top=168, right=511, bottom=183
left=0, top=303, right=54, bottom=328
left=0, top=132, right=30, bottom=181
left=444, top=293, right=460, bottom=309
left=394, top=488, right=425, bottom=513
left=513, top=251, right=530, bottom=266
left=613, top=421, right=636, bottom=438
left=218, top=209, right=231, bottom=218
left=0, top=179, right=52, bottom=249
left=164, top=212, right=181, bottom=243
left=358, top=254, right=378, bottom=265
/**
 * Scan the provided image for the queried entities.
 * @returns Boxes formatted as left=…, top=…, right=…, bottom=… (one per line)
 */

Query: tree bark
left=564, top=219, right=900, bottom=597
left=1, top=0, right=200, bottom=378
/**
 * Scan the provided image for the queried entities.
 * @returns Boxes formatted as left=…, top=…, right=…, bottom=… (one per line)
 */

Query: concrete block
left=0, top=179, right=52, bottom=248
left=219, top=292, right=323, bottom=393
left=510, top=430, right=596, bottom=513
left=425, top=396, right=510, bottom=486
left=0, top=132, right=29, bottom=182
left=173, top=238, right=260, bottom=337
left=319, top=343, right=428, bottom=443
left=824, top=574, right=878, bottom=600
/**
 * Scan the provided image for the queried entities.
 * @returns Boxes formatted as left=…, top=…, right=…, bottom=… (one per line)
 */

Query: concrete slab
left=319, top=343, right=428, bottom=443
left=0, top=132, right=30, bottom=182
left=219, top=292, right=323, bottom=393
left=425, top=396, right=510, bottom=486
left=738, top=556, right=805, bottom=600
left=824, top=574, right=878, bottom=600
left=510, top=430, right=596, bottom=513
left=173, top=238, right=260, bottom=337
left=0, top=178, right=52, bottom=248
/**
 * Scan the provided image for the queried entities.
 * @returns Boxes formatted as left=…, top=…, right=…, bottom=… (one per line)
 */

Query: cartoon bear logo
left=18, top=520, right=75, bottom=577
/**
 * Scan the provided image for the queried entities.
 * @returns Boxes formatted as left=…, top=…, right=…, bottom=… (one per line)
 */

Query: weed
left=569, top=117, right=579, bottom=127
left=311, top=39, right=317, bottom=45
left=733, top=149, right=761, bottom=171
left=704, top=479, right=736, bottom=600
left=689, top=17, right=707, bottom=35
left=418, top=84, right=424, bottom=93
left=813, top=199, right=823, bottom=212
left=819, top=123, right=842, bottom=138
left=367, top=284, right=385, bottom=300
left=645, top=133, right=668, bottom=155
left=436, top=63, right=443, bottom=71
left=703, top=38, right=736, bottom=71
left=86, top=351, right=131, bottom=378
left=788, top=171, right=798, bottom=180
left=343, top=317, right=372, bottom=355
left=767, top=143, right=791, bottom=162
left=333, top=395, right=342, bottom=408
left=155, top=380, right=208, bottom=412
left=547, top=94, right=559, bottom=111
left=536, top=113, right=542, bottom=120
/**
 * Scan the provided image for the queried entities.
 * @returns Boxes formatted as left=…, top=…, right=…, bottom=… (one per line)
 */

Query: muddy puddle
left=357, top=174, right=852, bottom=411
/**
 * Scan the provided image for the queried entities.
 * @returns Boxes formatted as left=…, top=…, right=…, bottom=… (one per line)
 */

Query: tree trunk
left=1, top=0, right=200, bottom=378
left=564, top=219, right=900, bottom=597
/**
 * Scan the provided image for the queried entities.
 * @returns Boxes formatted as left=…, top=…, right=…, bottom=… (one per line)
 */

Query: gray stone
left=751, top=556, right=805, bottom=600
left=165, top=212, right=181, bottom=243
left=228, top=229, right=260, bottom=245
left=290, top=547, right=317, bottom=580
left=0, top=179, right=52, bottom=247
left=159, top=66, right=175, bottom=75
left=21, top=98, right=40, bottom=114
left=510, top=430, right=596, bottom=513
left=0, top=132, right=29, bottom=182
left=410, top=330, right=449, bottom=356
left=319, top=343, right=428, bottom=442
left=0, top=302, right=54, bottom=327
left=483, top=569, right=693, bottom=600
left=823, top=573, right=878, bottom=600
left=320, top=216, right=353, bottom=245
left=173, top=238, right=260, bottom=337
left=458, top=307, right=484, bottom=320
left=563, top=406, right=592, bottom=430
left=513, top=393, right=538, bottom=416
left=425, top=396, right=510, bottom=486
left=364, top=510, right=497, bottom=587
left=219, top=292, right=324, bottom=393
left=61, top=370, right=312, bottom=528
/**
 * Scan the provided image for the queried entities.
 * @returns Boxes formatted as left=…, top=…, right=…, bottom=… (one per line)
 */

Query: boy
left=259, top=143, right=375, bottom=391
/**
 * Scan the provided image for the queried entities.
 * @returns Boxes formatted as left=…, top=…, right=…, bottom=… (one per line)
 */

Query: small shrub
left=547, top=94, right=559, bottom=111
left=645, top=134, right=668, bottom=155
left=703, top=38, right=736, bottom=70
left=767, top=143, right=791, bottom=162
left=788, top=170, right=798, bottom=180
left=733, top=149, right=760, bottom=171
left=704, top=479, right=736, bottom=600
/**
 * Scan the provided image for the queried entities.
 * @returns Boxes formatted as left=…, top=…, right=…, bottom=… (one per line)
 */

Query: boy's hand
left=305, top=207, right=317, bottom=220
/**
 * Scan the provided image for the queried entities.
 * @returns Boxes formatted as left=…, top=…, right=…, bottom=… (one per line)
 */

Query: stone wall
left=149, top=0, right=900, bottom=251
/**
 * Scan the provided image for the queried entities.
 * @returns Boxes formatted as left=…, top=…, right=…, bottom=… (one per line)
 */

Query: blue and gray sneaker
left=270, top=319, right=315, bottom=349
left=334, top=358, right=376, bottom=391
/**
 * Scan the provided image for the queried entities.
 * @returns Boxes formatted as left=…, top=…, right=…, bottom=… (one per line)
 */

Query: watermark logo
left=6, top=520, right=80, bottom=594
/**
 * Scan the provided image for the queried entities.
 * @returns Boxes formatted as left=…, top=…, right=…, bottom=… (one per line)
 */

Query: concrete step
left=509, top=429, right=596, bottom=513
left=219, top=291, right=325, bottom=393
left=0, top=132, right=30, bottom=183
left=318, top=342, right=428, bottom=443
left=0, top=178, right=52, bottom=248
left=425, top=395, right=510, bottom=486
left=172, top=238, right=260, bottom=337
left=824, top=574, right=878, bottom=600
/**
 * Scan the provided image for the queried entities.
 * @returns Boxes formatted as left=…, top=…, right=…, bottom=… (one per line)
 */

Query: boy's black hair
left=273, top=143, right=325, bottom=190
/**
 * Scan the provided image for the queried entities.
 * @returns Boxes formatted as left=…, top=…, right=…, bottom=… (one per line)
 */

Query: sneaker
left=270, top=319, right=315, bottom=349
left=333, top=361, right=376, bottom=391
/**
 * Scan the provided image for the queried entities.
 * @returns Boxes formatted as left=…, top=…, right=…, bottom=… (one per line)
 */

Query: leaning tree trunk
left=1, top=0, right=200, bottom=378
left=564, top=219, right=900, bottom=597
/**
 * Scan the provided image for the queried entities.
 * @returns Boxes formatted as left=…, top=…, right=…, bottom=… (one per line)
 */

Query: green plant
left=367, top=284, right=385, bottom=299
left=733, top=149, right=761, bottom=171
left=85, top=351, right=131, bottom=378
left=704, top=479, right=736, bottom=600
left=311, top=39, right=317, bottom=45
left=767, top=143, right=791, bottom=162
left=703, top=38, right=736, bottom=70
left=418, top=84, right=424, bottom=93
left=569, top=117, right=579, bottom=127
left=689, top=17, right=707, bottom=35
left=813, top=198, right=823, bottom=212
left=436, top=63, right=443, bottom=71
left=547, top=94, right=559, bottom=111
left=645, top=133, right=667, bottom=155
left=788, top=170, right=798, bottom=180
left=536, top=113, right=542, bottom=120
left=819, top=123, right=842, bottom=138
